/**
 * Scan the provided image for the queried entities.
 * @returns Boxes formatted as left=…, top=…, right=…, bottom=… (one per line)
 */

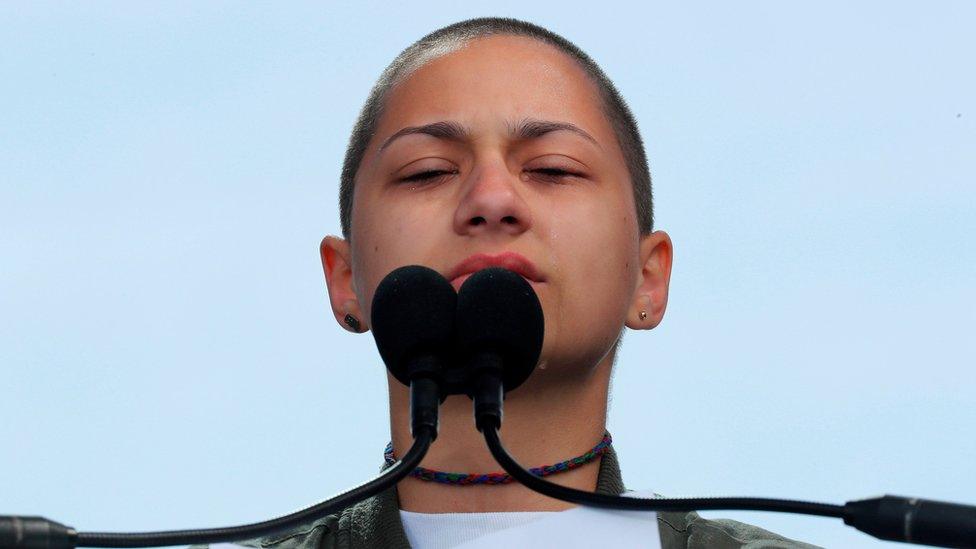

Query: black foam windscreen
left=370, top=265, right=458, bottom=387
left=456, top=267, right=544, bottom=393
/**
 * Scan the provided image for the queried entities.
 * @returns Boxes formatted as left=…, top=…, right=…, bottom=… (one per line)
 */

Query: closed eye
left=527, top=167, right=581, bottom=181
left=532, top=168, right=573, bottom=177
left=398, top=167, right=580, bottom=183
left=398, top=169, right=457, bottom=183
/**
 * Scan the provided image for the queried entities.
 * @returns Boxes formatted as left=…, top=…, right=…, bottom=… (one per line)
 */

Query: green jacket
left=207, top=447, right=820, bottom=549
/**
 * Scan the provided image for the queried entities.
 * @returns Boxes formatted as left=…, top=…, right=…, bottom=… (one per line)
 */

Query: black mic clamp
left=845, top=495, right=976, bottom=548
left=1, top=517, right=76, bottom=549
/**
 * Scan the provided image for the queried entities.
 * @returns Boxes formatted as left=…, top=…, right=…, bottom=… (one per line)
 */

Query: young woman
left=285, top=17, right=814, bottom=549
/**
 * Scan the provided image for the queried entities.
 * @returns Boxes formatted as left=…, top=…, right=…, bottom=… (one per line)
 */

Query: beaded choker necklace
left=384, top=433, right=612, bottom=486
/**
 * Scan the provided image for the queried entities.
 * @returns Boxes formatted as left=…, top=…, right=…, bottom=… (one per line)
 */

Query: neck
left=390, top=353, right=614, bottom=513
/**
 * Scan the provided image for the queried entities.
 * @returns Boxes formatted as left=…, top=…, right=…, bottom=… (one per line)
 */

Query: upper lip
left=447, top=252, right=544, bottom=284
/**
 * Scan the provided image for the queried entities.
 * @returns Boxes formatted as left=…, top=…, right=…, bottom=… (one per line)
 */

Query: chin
left=531, top=342, right=614, bottom=379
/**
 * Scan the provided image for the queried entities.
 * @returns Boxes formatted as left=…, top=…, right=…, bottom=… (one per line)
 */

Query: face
left=324, top=35, right=671, bottom=376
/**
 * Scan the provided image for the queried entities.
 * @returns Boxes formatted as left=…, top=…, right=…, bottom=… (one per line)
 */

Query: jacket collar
left=340, top=443, right=630, bottom=549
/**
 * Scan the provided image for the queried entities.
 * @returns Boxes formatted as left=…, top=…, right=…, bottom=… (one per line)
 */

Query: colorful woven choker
left=383, top=433, right=612, bottom=486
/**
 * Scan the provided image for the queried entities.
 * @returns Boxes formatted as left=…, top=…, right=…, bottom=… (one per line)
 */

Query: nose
left=453, top=162, right=532, bottom=237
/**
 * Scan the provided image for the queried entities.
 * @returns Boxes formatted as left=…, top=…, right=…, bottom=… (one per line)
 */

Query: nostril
left=501, top=215, right=518, bottom=225
left=470, top=216, right=487, bottom=226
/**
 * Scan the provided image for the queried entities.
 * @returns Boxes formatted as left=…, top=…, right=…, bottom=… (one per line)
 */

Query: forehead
left=376, top=35, right=612, bottom=141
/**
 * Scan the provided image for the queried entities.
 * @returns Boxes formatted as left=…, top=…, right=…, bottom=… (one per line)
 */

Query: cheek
left=537, top=184, right=640, bottom=366
left=349, top=190, right=447, bottom=316
left=563, top=227, right=635, bottom=322
left=550, top=187, right=638, bottom=306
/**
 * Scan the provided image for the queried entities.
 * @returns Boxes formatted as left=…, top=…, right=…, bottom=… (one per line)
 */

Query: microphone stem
left=410, top=376, right=440, bottom=440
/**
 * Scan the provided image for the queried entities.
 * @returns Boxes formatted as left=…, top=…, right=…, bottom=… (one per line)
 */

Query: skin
left=320, top=35, right=673, bottom=512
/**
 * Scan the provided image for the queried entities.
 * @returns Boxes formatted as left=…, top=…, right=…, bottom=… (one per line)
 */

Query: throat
left=388, top=363, right=612, bottom=513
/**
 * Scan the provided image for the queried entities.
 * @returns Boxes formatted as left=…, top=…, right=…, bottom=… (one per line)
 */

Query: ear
left=320, top=235, right=368, bottom=333
left=625, top=230, right=673, bottom=330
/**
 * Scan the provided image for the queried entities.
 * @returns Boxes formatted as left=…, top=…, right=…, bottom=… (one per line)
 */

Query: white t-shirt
left=400, top=510, right=554, bottom=549
left=399, top=490, right=662, bottom=548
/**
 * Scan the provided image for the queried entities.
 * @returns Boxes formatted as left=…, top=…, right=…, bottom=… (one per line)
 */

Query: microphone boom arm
left=482, top=424, right=976, bottom=548
left=482, top=423, right=843, bottom=517
left=1, top=426, right=435, bottom=549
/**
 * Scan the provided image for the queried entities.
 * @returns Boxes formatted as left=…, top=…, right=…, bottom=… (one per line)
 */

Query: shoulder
left=202, top=500, right=821, bottom=549
left=188, top=499, right=821, bottom=549
left=657, top=510, right=823, bottom=549
left=186, top=513, right=338, bottom=549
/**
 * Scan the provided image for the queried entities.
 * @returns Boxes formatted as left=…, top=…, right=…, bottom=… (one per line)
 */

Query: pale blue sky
left=1, top=3, right=974, bottom=547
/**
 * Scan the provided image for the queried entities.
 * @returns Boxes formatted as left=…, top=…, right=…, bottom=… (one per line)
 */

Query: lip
left=447, top=252, right=545, bottom=291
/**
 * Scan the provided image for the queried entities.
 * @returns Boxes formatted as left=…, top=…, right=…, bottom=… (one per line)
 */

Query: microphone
left=457, top=267, right=976, bottom=548
left=0, top=265, right=459, bottom=549
left=455, top=267, right=543, bottom=432
left=371, top=264, right=458, bottom=439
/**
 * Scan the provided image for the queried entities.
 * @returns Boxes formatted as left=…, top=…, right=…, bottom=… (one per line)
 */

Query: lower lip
left=450, top=273, right=544, bottom=293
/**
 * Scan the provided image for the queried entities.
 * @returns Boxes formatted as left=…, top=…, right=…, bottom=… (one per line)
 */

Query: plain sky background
left=2, top=2, right=974, bottom=547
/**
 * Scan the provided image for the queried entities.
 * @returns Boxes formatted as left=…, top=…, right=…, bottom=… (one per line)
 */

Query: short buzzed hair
left=339, top=17, right=653, bottom=239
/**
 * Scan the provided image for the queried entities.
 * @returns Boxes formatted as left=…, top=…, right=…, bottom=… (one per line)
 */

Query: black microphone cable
left=0, top=428, right=434, bottom=549
left=480, top=414, right=976, bottom=548
left=458, top=267, right=976, bottom=549
left=82, top=427, right=433, bottom=548
left=481, top=422, right=842, bottom=517
left=2, top=265, right=462, bottom=549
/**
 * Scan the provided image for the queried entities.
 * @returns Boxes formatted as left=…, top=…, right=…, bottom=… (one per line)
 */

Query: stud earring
left=344, top=314, right=362, bottom=332
left=638, top=310, right=648, bottom=321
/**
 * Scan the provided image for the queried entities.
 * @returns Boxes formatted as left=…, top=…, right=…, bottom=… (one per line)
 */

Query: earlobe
left=625, top=231, right=673, bottom=331
left=320, top=236, right=368, bottom=333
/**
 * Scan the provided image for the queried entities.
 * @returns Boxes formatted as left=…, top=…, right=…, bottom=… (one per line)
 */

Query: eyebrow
left=379, top=121, right=469, bottom=152
left=509, top=118, right=600, bottom=148
left=377, top=118, right=600, bottom=153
